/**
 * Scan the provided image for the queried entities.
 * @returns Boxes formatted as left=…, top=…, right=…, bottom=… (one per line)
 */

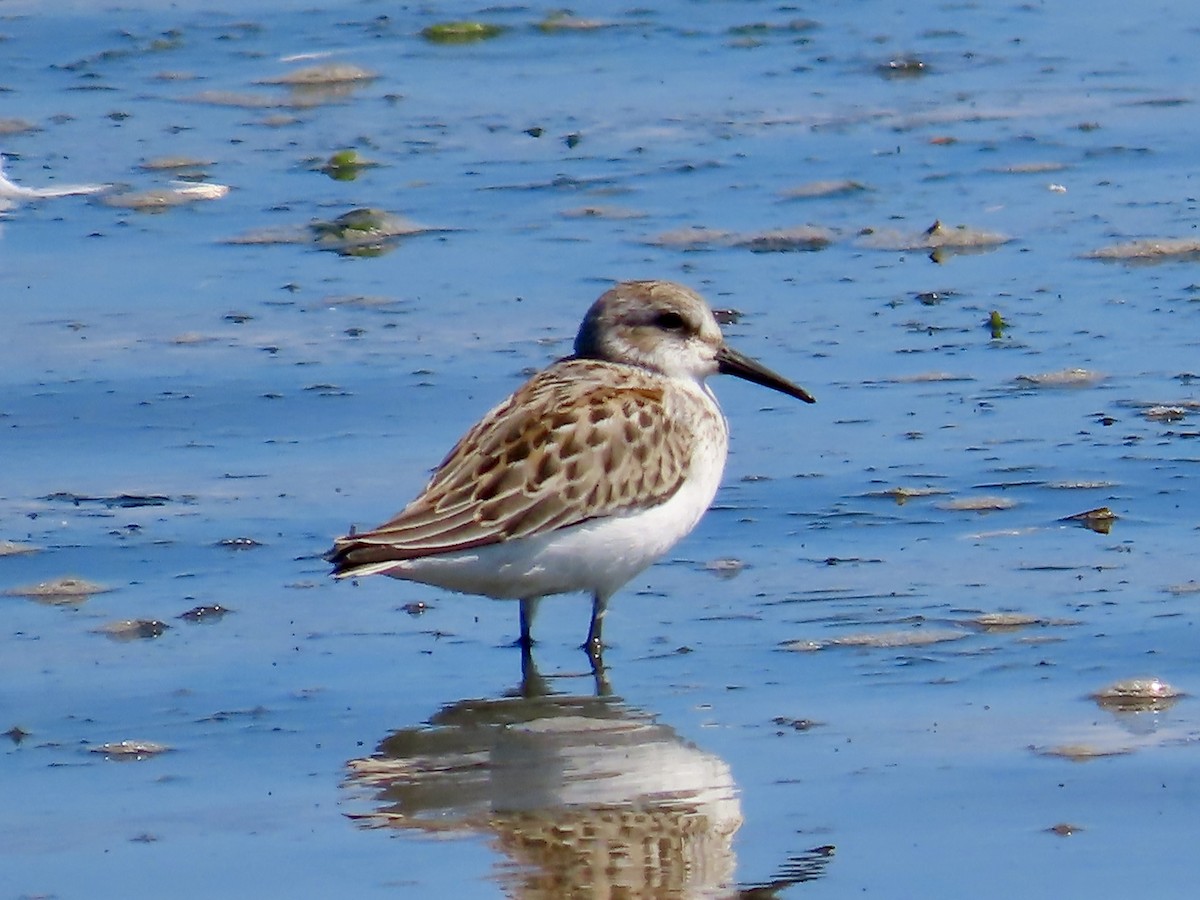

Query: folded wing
left=327, top=360, right=691, bottom=573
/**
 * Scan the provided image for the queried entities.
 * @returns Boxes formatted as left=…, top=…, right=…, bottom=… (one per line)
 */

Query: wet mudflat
left=3, top=1, right=1200, bottom=897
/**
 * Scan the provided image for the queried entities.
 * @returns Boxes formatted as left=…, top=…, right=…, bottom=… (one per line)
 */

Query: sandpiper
left=327, top=280, right=814, bottom=661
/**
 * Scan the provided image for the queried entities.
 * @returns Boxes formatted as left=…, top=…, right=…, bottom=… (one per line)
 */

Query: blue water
left=4, top=1, right=1200, bottom=897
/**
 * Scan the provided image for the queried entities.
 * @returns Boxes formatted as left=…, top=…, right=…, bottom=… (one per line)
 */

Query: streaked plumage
left=327, top=279, right=814, bottom=660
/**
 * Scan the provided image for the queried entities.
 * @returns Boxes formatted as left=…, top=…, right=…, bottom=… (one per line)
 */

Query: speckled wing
left=328, top=360, right=691, bottom=569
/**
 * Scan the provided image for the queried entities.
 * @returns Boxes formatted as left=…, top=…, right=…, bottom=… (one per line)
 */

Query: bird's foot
left=581, top=634, right=604, bottom=660
left=580, top=639, right=612, bottom=696
left=581, top=636, right=604, bottom=666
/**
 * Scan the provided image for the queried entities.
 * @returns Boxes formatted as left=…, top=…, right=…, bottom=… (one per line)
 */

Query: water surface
left=3, top=1, right=1200, bottom=897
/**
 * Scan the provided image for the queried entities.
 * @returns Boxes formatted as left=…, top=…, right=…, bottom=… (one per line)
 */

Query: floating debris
left=312, top=209, right=439, bottom=254
left=5, top=725, right=30, bottom=745
left=399, top=601, right=429, bottom=617
left=479, top=172, right=619, bottom=192
left=536, top=11, right=610, bottom=32
left=0, top=158, right=107, bottom=212
left=421, top=21, right=507, bottom=44
left=95, top=619, right=170, bottom=640
left=987, top=310, right=1008, bottom=339
left=228, top=208, right=445, bottom=257
left=772, top=716, right=822, bottom=732
left=42, top=491, right=176, bottom=508
left=314, top=207, right=388, bottom=241
left=1034, top=743, right=1134, bottom=761
left=190, top=63, right=373, bottom=108
left=5, top=577, right=112, bottom=603
left=101, top=181, right=230, bottom=211
left=0, top=540, right=40, bottom=556
left=320, top=149, right=374, bottom=181
left=966, top=612, right=1051, bottom=632
left=91, top=740, right=171, bottom=760
left=178, top=604, right=232, bottom=622
left=1047, top=823, right=1084, bottom=837
left=1061, top=506, right=1117, bottom=534
left=996, top=162, right=1071, bottom=175
left=782, top=628, right=968, bottom=652
left=559, top=205, right=646, bottom=220
left=199, top=706, right=270, bottom=723
left=728, top=19, right=818, bottom=37
left=863, top=486, right=948, bottom=504
left=649, top=225, right=833, bottom=252
left=703, top=558, right=746, bottom=579
left=170, top=332, right=219, bottom=345
left=1048, top=480, right=1117, bottom=490
left=304, top=382, right=348, bottom=396
left=1086, top=238, right=1200, bottom=262
left=917, top=219, right=1005, bottom=249
left=188, top=90, right=299, bottom=109
left=731, top=226, right=833, bottom=253
left=779, top=179, right=868, bottom=200
left=938, top=496, right=1018, bottom=512
left=1014, top=368, right=1104, bottom=388
left=859, top=220, right=1011, bottom=253
left=1143, top=405, right=1190, bottom=422
left=314, top=294, right=404, bottom=311
left=258, top=112, right=304, bottom=127
left=259, top=63, right=376, bottom=86
left=0, top=117, right=40, bottom=136
left=648, top=226, right=735, bottom=249
left=215, top=537, right=262, bottom=550
left=154, top=71, right=199, bottom=83
left=1164, top=581, right=1200, bottom=596
left=878, top=56, right=928, bottom=78
left=887, top=371, right=974, bottom=384
left=138, top=155, right=214, bottom=172
left=1091, top=678, right=1183, bottom=712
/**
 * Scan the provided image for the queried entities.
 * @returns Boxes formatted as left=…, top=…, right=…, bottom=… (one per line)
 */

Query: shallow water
left=4, top=1, right=1200, bottom=897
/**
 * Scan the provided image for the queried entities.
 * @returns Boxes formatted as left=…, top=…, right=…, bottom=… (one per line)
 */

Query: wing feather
left=327, top=359, right=696, bottom=571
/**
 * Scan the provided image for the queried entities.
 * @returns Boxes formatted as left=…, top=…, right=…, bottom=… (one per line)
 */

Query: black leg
left=582, top=591, right=609, bottom=657
left=518, top=642, right=551, bottom=698
left=518, top=597, right=540, bottom=649
left=587, top=645, right=612, bottom=697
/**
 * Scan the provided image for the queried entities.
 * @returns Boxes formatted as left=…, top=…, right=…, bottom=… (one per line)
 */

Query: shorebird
left=327, top=280, right=814, bottom=662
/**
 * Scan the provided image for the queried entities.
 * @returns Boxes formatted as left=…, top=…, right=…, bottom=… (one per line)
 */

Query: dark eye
left=654, top=311, right=687, bottom=331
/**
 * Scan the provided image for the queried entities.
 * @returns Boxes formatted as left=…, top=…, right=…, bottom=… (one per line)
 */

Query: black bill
left=716, top=344, right=816, bottom=404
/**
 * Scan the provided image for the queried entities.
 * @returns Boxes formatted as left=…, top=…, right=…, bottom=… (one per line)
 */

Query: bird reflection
left=736, top=845, right=837, bottom=898
left=343, top=660, right=745, bottom=897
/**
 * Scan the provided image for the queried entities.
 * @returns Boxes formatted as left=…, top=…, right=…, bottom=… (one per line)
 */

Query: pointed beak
left=716, top=344, right=816, bottom=403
